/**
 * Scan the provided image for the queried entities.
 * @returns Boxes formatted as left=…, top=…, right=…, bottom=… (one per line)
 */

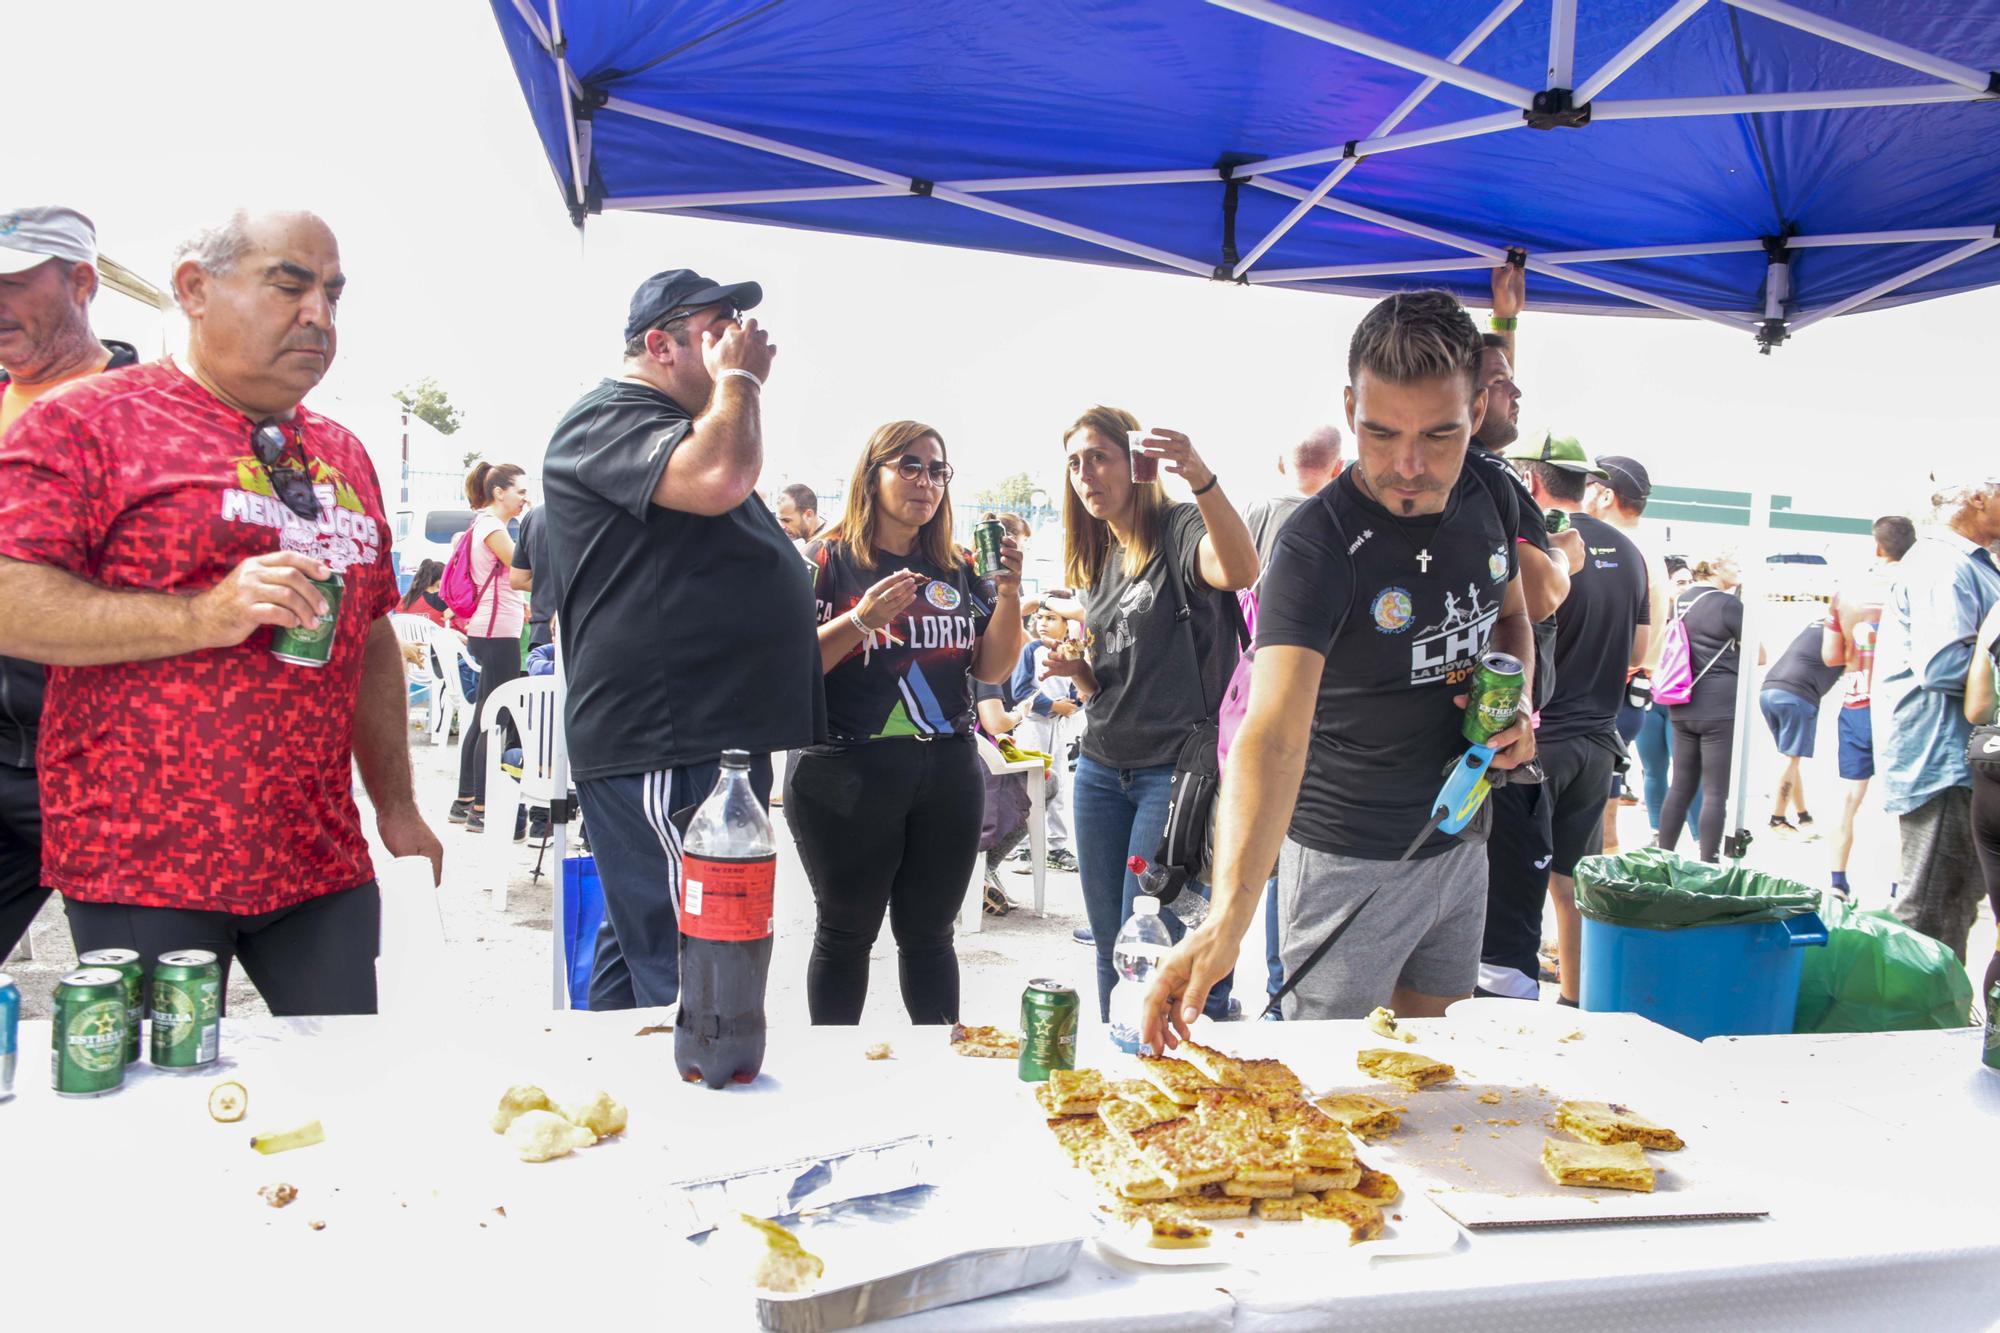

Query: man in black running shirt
left=1142, top=290, right=1537, bottom=1039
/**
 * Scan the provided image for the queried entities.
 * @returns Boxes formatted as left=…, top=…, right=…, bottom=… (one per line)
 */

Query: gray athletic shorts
left=1275, top=835, right=1488, bottom=1019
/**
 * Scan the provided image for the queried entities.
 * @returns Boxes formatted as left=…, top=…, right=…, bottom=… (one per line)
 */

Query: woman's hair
left=1689, top=549, right=1738, bottom=582
left=832, top=421, right=957, bottom=571
left=464, top=461, right=525, bottom=508
left=999, top=511, right=1031, bottom=539
left=399, top=558, right=446, bottom=609
left=1061, top=405, right=1168, bottom=590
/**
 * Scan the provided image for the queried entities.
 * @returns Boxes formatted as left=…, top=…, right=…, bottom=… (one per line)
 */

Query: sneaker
left=1794, top=812, right=1820, bottom=841
left=1046, top=848, right=1078, bottom=873
left=465, top=808, right=486, bottom=833
left=1072, top=926, right=1095, bottom=946
left=982, top=864, right=1012, bottom=916
left=1769, top=815, right=1797, bottom=834
left=448, top=798, right=474, bottom=824
left=1007, top=842, right=1032, bottom=863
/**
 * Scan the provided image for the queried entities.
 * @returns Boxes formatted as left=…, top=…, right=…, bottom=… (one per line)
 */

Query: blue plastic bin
left=1580, top=912, right=1828, bottom=1040
left=561, top=855, right=606, bottom=1010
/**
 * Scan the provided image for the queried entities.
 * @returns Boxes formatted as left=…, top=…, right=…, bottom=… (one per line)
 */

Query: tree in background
left=395, top=376, right=464, bottom=436
left=975, top=471, right=1037, bottom=508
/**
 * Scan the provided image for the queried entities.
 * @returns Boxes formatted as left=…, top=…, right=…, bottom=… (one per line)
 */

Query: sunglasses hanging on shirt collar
left=251, top=420, right=322, bottom=521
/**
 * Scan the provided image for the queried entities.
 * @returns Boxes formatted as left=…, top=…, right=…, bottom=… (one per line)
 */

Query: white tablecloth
left=5, top=1007, right=1994, bottom=1331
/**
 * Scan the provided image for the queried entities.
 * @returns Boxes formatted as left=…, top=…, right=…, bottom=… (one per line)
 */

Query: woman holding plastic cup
left=1045, top=406, right=1259, bottom=1021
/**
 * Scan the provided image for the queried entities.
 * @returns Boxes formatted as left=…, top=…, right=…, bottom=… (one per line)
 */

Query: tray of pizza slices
left=1027, top=1040, right=1465, bottom=1267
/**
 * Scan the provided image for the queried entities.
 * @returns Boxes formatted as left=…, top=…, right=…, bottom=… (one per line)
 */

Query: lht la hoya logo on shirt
left=1410, top=583, right=1501, bottom=685
left=924, top=580, right=961, bottom=611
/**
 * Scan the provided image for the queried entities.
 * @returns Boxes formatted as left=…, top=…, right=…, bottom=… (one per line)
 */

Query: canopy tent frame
left=500, top=0, right=2000, bottom=348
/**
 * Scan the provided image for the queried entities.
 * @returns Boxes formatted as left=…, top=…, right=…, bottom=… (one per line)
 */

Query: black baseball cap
left=624, top=268, right=762, bottom=342
left=1595, top=454, right=1652, bottom=503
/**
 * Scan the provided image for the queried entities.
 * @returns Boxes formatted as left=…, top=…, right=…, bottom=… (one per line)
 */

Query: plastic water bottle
left=1130, top=853, right=1210, bottom=929
left=675, top=751, right=775, bottom=1089
left=1108, top=893, right=1173, bottom=1055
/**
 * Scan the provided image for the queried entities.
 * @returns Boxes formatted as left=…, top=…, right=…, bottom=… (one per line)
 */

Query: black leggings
left=457, top=633, right=523, bottom=804
left=1973, top=768, right=2000, bottom=995
left=785, top=736, right=983, bottom=1024
left=1659, top=714, right=1734, bottom=862
left=65, top=882, right=380, bottom=1016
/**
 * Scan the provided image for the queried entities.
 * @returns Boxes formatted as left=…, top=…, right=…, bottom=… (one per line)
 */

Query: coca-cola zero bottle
left=675, top=750, right=774, bottom=1089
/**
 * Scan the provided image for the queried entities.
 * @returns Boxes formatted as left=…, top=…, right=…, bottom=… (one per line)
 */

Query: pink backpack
left=1216, top=589, right=1258, bottom=769
left=1652, top=588, right=1727, bottom=706
left=439, top=522, right=501, bottom=632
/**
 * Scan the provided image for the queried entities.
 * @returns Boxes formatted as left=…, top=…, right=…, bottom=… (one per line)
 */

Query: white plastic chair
left=960, top=734, right=1047, bottom=936
left=392, top=614, right=475, bottom=747
left=481, top=674, right=565, bottom=911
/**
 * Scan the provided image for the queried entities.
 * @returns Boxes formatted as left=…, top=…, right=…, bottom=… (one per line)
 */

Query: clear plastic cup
left=1126, top=430, right=1160, bottom=484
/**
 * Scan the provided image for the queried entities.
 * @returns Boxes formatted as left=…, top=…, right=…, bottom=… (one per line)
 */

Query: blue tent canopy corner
left=491, top=0, right=2000, bottom=351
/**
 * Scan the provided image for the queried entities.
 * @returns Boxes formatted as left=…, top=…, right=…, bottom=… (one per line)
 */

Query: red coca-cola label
left=678, top=853, right=775, bottom=942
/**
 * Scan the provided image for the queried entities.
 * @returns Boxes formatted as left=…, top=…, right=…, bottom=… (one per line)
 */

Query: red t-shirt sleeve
left=0, top=398, right=105, bottom=574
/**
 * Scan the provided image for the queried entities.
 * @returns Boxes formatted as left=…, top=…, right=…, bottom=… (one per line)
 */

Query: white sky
left=7, top=1, right=1995, bottom=527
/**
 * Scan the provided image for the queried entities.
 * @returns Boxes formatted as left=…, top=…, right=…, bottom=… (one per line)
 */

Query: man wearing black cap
left=540, top=269, right=823, bottom=1010
left=1587, top=453, right=1677, bottom=849
left=1496, top=439, right=1649, bottom=1005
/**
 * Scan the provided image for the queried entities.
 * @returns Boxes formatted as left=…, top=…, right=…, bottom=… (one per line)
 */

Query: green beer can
left=52, top=968, right=128, bottom=1097
left=1544, top=507, right=1571, bottom=535
left=973, top=519, right=1006, bottom=579
left=270, top=571, right=344, bottom=667
left=1018, top=978, right=1080, bottom=1082
left=77, top=948, right=143, bottom=1065
left=1983, top=981, right=1999, bottom=1074
left=1462, top=651, right=1527, bottom=747
left=151, top=950, right=222, bottom=1070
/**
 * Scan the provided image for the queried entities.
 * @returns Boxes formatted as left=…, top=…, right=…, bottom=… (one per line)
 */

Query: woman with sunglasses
left=1043, top=406, right=1259, bottom=1022
left=786, top=421, right=1024, bottom=1023
left=450, top=461, right=530, bottom=835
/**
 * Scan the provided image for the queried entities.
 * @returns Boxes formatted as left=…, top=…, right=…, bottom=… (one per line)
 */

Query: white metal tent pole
left=1594, top=84, right=1996, bottom=117
left=1574, top=0, right=1708, bottom=104
left=1722, top=0, right=1998, bottom=94
left=549, top=634, right=572, bottom=1009
left=935, top=169, right=1220, bottom=192
left=1789, top=236, right=2000, bottom=332
left=1548, top=0, right=1578, bottom=89
left=1540, top=239, right=1764, bottom=262
left=606, top=185, right=905, bottom=210
left=1205, top=0, right=1539, bottom=106
left=1787, top=225, right=1999, bottom=249
left=547, top=0, right=586, bottom=206
left=1249, top=256, right=1497, bottom=283
left=1727, top=493, right=1773, bottom=864
left=600, top=98, right=1218, bottom=276
left=1233, top=0, right=1522, bottom=277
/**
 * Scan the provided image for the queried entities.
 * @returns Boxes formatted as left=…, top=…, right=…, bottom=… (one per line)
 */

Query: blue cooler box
left=1581, top=912, right=1828, bottom=1040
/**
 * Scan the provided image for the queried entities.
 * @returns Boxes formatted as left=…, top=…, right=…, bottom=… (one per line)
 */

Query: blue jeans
left=1072, top=755, right=1234, bottom=1021
left=1264, top=875, right=1283, bottom=1019
left=1635, top=707, right=1700, bottom=833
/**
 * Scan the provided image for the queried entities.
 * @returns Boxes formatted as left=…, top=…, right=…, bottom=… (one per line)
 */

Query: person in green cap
left=1501, top=434, right=1652, bottom=1003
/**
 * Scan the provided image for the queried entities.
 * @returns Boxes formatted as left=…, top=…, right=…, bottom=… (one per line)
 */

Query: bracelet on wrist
left=848, top=607, right=872, bottom=636
left=1191, top=474, right=1219, bottom=498
left=719, top=367, right=763, bottom=390
left=1489, top=315, right=1518, bottom=332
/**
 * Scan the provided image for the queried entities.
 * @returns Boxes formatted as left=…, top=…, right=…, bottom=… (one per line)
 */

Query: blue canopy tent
left=490, top=0, right=2000, bottom=351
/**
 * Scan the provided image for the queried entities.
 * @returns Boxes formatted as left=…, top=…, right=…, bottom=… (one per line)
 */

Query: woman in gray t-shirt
left=1041, top=405, right=1258, bottom=1020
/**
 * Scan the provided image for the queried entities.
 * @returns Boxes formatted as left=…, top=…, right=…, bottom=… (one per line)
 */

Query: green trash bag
left=1573, top=846, right=1821, bottom=929
left=1793, top=899, right=1975, bottom=1033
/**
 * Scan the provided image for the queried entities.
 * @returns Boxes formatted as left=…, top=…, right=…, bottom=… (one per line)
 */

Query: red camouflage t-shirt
left=0, top=359, right=397, bottom=913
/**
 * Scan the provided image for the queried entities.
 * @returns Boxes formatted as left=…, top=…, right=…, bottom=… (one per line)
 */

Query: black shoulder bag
left=1153, top=515, right=1249, bottom=891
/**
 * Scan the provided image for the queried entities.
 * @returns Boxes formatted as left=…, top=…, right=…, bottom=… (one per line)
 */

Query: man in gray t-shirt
left=1243, top=426, right=1343, bottom=569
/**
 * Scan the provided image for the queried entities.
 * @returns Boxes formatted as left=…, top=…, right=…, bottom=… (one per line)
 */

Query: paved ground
left=8, top=705, right=1993, bottom=1025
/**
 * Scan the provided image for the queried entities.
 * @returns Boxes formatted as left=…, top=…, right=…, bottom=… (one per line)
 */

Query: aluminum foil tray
left=672, top=1134, right=1083, bottom=1332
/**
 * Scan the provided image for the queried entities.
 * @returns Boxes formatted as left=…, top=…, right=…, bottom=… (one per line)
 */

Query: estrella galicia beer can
left=1462, top=652, right=1527, bottom=747
left=270, top=571, right=344, bottom=667
left=1018, top=978, right=1080, bottom=1082
left=78, top=949, right=144, bottom=1066
left=0, top=972, right=18, bottom=1101
left=151, top=951, right=222, bottom=1070
left=1544, top=507, right=1571, bottom=535
left=973, top=519, right=1006, bottom=579
left=52, top=968, right=128, bottom=1097
left=1984, top=981, right=2000, bottom=1074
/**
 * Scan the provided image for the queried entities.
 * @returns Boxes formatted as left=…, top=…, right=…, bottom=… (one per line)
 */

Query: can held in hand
left=270, top=571, right=344, bottom=667
left=1462, top=651, right=1527, bottom=747
left=973, top=519, right=1006, bottom=579
left=1544, top=507, right=1571, bottom=535
left=1984, top=981, right=1999, bottom=1074
left=151, top=950, right=222, bottom=1070
left=0, top=972, right=18, bottom=1101
left=1018, top=978, right=1080, bottom=1082
left=53, top=968, right=128, bottom=1097
left=78, top=949, right=144, bottom=1065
